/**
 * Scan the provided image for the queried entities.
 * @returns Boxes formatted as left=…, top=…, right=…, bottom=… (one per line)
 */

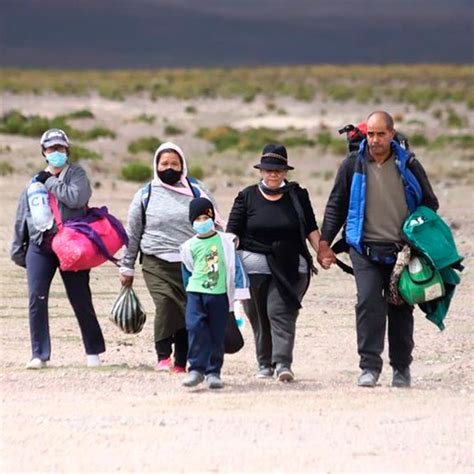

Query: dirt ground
left=0, top=94, right=473, bottom=473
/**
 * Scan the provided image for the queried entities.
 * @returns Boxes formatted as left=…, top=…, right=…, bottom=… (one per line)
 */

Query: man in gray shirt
left=318, top=111, right=439, bottom=388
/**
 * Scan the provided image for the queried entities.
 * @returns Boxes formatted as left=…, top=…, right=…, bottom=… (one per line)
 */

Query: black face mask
left=158, top=168, right=181, bottom=185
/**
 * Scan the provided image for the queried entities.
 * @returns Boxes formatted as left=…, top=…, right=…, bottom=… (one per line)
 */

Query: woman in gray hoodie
left=120, top=142, right=223, bottom=373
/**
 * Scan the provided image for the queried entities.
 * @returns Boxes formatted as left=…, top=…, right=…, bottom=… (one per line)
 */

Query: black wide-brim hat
left=253, top=143, right=294, bottom=170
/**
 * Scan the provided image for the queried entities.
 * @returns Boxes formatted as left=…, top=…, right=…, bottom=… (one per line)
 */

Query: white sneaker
left=86, top=354, right=101, bottom=367
left=26, top=358, right=47, bottom=369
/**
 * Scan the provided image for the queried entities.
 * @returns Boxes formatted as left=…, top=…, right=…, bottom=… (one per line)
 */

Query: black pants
left=26, top=242, right=105, bottom=361
left=350, top=248, right=414, bottom=373
left=155, top=328, right=188, bottom=368
left=243, top=273, right=308, bottom=368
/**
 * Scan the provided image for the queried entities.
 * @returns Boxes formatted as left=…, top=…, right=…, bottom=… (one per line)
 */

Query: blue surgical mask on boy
left=193, top=218, right=214, bottom=235
left=46, top=151, right=68, bottom=168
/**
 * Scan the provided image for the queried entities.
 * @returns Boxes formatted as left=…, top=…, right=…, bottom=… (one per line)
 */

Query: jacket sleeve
left=44, top=165, right=91, bottom=209
left=11, top=189, right=29, bottom=268
left=181, top=263, right=191, bottom=289
left=226, top=190, right=247, bottom=239
left=234, top=250, right=250, bottom=300
left=120, top=189, right=144, bottom=273
left=179, top=241, right=193, bottom=288
left=409, top=158, right=439, bottom=211
left=320, top=157, right=354, bottom=244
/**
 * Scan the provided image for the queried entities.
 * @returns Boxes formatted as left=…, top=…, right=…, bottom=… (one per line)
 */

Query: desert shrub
left=185, top=105, right=197, bottom=114
left=446, top=109, right=468, bottom=128
left=429, top=134, right=474, bottom=151
left=316, top=131, right=333, bottom=147
left=69, top=145, right=102, bottom=162
left=467, top=96, right=474, bottom=110
left=285, top=136, right=316, bottom=148
left=164, top=124, right=184, bottom=135
left=324, top=83, right=352, bottom=102
left=0, top=145, right=11, bottom=153
left=64, top=109, right=95, bottom=119
left=121, top=162, right=152, bottom=182
left=266, top=101, right=277, bottom=111
left=80, top=126, right=116, bottom=140
left=293, top=84, right=315, bottom=102
left=0, top=110, right=114, bottom=141
left=355, top=87, right=373, bottom=104
left=0, top=110, right=68, bottom=137
left=134, top=113, right=155, bottom=124
left=128, top=136, right=162, bottom=154
left=405, top=119, right=425, bottom=126
left=0, top=161, right=14, bottom=176
left=329, top=140, right=349, bottom=155
left=315, top=132, right=348, bottom=155
left=237, top=128, right=279, bottom=152
left=197, top=125, right=317, bottom=153
left=98, top=85, right=124, bottom=101
left=409, top=133, right=429, bottom=147
left=188, top=164, right=204, bottom=180
left=432, top=109, right=443, bottom=119
left=197, top=126, right=240, bottom=152
left=242, top=91, right=256, bottom=103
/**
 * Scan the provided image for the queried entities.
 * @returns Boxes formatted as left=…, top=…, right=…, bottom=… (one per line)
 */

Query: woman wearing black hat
left=226, top=144, right=321, bottom=382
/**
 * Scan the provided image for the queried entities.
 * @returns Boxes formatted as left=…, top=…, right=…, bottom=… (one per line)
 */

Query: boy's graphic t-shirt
left=186, top=233, right=227, bottom=295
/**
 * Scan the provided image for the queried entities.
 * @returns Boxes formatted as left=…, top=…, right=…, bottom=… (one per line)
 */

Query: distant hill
left=2, top=0, right=473, bottom=68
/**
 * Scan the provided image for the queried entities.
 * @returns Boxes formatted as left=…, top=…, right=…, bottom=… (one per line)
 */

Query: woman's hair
left=156, top=148, right=183, bottom=166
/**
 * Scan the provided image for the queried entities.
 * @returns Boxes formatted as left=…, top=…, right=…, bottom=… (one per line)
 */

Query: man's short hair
left=367, top=111, right=394, bottom=130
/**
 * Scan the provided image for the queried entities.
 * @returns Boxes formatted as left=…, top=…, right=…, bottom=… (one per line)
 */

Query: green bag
left=398, top=255, right=445, bottom=305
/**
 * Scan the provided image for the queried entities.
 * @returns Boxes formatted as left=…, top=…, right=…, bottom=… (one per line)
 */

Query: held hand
left=120, top=274, right=134, bottom=287
left=317, top=241, right=337, bottom=269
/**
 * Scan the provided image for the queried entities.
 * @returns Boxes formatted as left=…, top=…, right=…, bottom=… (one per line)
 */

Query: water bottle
left=233, top=300, right=246, bottom=329
left=27, top=181, right=54, bottom=232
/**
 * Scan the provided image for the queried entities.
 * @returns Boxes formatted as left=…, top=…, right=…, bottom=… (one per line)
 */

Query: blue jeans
left=185, top=292, right=229, bottom=375
left=26, top=242, right=105, bottom=361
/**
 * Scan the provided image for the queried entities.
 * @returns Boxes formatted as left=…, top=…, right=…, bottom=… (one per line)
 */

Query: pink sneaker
left=155, top=357, right=172, bottom=372
left=171, top=365, right=186, bottom=374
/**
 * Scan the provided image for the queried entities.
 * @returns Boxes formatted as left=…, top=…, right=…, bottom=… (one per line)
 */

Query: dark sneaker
left=275, top=365, right=294, bottom=383
left=392, top=367, right=411, bottom=388
left=206, top=373, right=224, bottom=389
left=357, top=369, right=379, bottom=387
left=256, top=366, right=274, bottom=379
left=182, top=370, right=204, bottom=387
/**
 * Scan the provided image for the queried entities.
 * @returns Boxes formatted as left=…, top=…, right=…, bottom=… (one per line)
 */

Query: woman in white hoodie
left=120, top=142, right=224, bottom=373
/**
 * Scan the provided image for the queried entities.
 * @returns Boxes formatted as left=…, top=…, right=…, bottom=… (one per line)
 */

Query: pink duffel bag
left=50, top=196, right=128, bottom=272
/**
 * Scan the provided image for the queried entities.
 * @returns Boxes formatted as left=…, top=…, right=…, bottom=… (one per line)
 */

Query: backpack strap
left=187, top=177, right=201, bottom=197
left=49, top=194, right=64, bottom=230
left=140, top=182, right=152, bottom=226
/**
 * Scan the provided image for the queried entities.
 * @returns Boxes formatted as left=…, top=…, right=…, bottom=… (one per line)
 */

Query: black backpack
left=338, top=122, right=410, bottom=153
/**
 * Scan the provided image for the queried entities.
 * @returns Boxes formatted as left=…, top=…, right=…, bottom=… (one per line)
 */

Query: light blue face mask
left=193, top=218, right=214, bottom=235
left=46, top=151, right=68, bottom=168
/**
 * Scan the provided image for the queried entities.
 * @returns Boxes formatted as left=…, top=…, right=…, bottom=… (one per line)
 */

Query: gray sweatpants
left=243, top=273, right=309, bottom=368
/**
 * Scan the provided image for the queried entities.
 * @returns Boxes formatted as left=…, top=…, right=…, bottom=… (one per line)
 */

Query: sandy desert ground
left=0, top=92, right=472, bottom=473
